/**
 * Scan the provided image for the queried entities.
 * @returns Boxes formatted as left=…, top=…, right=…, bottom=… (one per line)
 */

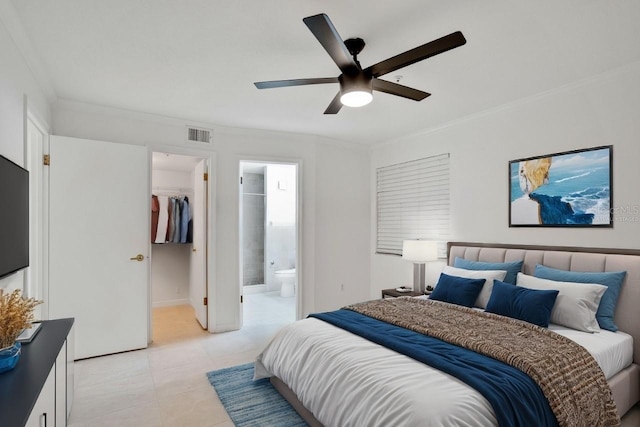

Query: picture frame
left=509, top=145, right=612, bottom=227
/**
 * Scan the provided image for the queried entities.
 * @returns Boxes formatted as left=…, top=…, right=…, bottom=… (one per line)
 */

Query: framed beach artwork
left=509, top=146, right=612, bottom=227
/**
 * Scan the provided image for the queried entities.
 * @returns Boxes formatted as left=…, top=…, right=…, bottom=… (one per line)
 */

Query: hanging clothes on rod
left=154, top=195, right=169, bottom=243
left=152, top=194, right=192, bottom=244
left=180, top=197, right=191, bottom=243
left=151, top=195, right=160, bottom=243
left=167, top=196, right=179, bottom=243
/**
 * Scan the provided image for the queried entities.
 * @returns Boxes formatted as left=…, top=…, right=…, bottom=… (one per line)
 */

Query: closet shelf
left=153, top=192, right=194, bottom=197
left=152, top=242, right=193, bottom=245
left=243, top=192, right=266, bottom=196
left=153, top=185, right=193, bottom=194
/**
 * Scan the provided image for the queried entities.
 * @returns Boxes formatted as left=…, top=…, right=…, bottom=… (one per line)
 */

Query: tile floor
left=68, top=291, right=296, bottom=427
left=67, top=292, right=640, bottom=426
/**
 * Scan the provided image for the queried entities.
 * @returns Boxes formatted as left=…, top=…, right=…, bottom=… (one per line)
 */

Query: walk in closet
left=151, top=152, right=209, bottom=337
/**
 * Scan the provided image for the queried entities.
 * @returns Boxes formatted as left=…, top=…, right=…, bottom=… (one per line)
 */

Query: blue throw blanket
left=310, top=309, right=558, bottom=427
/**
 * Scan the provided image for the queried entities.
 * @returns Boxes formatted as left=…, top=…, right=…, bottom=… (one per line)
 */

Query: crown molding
left=54, top=98, right=369, bottom=152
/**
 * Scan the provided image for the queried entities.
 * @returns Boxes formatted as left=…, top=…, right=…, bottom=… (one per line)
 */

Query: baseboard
left=152, top=298, right=190, bottom=308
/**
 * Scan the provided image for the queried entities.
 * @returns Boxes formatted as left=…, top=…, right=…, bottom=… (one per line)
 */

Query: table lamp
left=402, top=240, right=439, bottom=293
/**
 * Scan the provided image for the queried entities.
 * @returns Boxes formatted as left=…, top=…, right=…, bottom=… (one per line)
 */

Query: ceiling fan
left=254, top=13, right=466, bottom=114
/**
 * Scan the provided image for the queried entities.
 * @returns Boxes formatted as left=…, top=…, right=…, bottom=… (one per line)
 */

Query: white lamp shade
left=339, top=73, right=373, bottom=107
left=402, top=240, right=438, bottom=262
left=340, top=90, right=373, bottom=107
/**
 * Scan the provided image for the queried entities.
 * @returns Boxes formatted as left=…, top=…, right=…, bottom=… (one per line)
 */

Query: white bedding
left=255, top=317, right=633, bottom=427
left=550, top=324, right=633, bottom=380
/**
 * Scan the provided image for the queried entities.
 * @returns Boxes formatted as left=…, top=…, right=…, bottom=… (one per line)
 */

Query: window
left=376, top=153, right=450, bottom=258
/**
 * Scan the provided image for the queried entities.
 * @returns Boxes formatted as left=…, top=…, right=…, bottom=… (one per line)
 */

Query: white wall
left=315, top=142, right=371, bottom=311
left=150, top=245, right=191, bottom=307
left=153, top=168, right=193, bottom=191
left=370, top=63, right=640, bottom=299
left=0, top=7, right=51, bottom=292
left=52, top=100, right=371, bottom=330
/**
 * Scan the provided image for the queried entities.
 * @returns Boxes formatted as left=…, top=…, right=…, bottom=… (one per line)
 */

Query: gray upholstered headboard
left=448, top=242, right=640, bottom=364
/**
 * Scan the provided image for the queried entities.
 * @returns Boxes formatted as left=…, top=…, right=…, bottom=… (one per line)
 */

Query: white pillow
left=441, top=266, right=507, bottom=309
left=516, top=273, right=607, bottom=333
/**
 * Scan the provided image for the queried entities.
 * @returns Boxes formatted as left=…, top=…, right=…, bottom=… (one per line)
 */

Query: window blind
left=376, top=153, right=450, bottom=258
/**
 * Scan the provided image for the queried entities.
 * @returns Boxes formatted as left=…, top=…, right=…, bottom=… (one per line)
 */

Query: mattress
left=550, top=324, right=634, bottom=380
left=255, top=317, right=632, bottom=427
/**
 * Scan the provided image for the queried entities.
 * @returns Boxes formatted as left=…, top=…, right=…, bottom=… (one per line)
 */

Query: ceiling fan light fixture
left=339, top=74, right=373, bottom=108
left=254, top=14, right=466, bottom=114
left=340, top=90, right=373, bottom=108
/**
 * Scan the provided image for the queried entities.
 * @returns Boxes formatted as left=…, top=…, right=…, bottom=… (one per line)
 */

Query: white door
left=26, top=117, right=46, bottom=318
left=190, top=159, right=208, bottom=328
left=49, top=136, right=149, bottom=359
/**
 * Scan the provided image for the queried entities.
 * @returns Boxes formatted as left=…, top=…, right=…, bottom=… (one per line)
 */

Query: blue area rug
left=206, top=363, right=308, bottom=427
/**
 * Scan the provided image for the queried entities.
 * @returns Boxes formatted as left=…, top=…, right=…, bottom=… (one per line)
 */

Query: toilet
left=275, top=268, right=296, bottom=297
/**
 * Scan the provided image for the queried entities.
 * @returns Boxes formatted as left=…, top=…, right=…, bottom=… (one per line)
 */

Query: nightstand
left=381, top=288, right=424, bottom=299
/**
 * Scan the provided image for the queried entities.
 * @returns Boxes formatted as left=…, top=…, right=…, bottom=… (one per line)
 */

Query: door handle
left=130, top=254, right=145, bottom=262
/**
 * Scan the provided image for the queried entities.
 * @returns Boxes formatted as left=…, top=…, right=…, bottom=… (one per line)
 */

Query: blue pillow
left=486, top=280, right=559, bottom=328
left=454, top=257, right=523, bottom=284
left=533, top=265, right=626, bottom=332
left=429, top=273, right=485, bottom=308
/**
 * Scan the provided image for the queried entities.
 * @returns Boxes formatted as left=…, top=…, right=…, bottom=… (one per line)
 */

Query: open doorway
left=240, top=161, right=298, bottom=329
left=151, top=152, right=209, bottom=346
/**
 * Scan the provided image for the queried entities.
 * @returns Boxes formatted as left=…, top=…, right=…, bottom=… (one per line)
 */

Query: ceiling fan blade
left=365, top=31, right=466, bottom=78
left=255, top=77, right=338, bottom=89
left=303, top=14, right=359, bottom=75
left=324, top=92, right=343, bottom=114
left=372, top=79, right=430, bottom=101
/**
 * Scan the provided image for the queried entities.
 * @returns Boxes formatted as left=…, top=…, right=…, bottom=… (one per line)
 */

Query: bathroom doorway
left=239, top=161, right=298, bottom=329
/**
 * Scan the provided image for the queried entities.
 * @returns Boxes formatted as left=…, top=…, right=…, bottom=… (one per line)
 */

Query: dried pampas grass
left=0, top=289, right=42, bottom=349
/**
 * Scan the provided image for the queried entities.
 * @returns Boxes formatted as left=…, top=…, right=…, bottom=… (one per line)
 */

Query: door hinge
left=240, top=176, right=243, bottom=185
left=43, top=154, right=50, bottom=166
left=240, top=295, right=243, bottom=304
left=203, top=172, right=208, bottom=181
left=203, top=297, right=208, bottom=306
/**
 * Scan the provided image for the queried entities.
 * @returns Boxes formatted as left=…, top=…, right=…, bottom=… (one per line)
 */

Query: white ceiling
left=10, top=1, right=640, bottom=145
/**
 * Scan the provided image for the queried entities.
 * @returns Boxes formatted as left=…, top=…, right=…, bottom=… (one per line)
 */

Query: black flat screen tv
left=0, top=154, right=29, bottom=279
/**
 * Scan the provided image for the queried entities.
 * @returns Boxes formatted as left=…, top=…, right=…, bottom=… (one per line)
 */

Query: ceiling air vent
left=187, top=127, right=211, bottom=143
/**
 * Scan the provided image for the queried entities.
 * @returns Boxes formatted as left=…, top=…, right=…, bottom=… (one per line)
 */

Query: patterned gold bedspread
left=345, top=297, right=620, bottom=427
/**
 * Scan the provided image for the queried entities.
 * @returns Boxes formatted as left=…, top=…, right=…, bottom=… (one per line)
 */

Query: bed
left=255, top=243, right=640, bottom=426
